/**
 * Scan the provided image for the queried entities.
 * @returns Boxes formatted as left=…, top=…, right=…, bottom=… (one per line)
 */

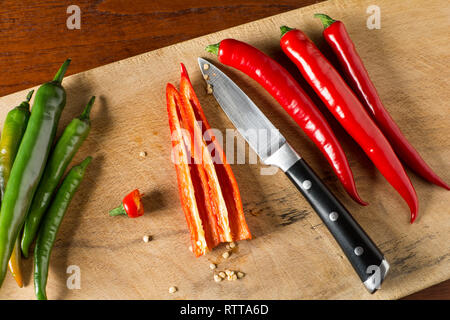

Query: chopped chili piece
left=109, top=189, right=144, bottom=218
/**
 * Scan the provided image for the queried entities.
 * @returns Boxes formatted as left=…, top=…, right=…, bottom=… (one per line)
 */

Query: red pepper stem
left=314, top=13, right=337, bottom=29
left=280, top=25, right=294, bottom=37
left=80, top=96, right=96, bottom=121
left=109, top=203, right=127, bottom=216
left=205, top=43, right=220, bottom=55
left=53, top=58, right=71, bottom=84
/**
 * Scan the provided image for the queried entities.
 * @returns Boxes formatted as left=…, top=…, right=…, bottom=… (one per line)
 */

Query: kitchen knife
left=198, top=57, right=389, bottom=293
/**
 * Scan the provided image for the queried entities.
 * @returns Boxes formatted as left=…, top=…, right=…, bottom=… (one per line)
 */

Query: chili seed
left=143, top=235, right=152, bottom=243
left=218, top=272, right=226, bottom=279
left=225, top=270, right=234, bottom=276
left=214, top=274, right=222, bottom=282
left=222, top=251, right=230, bottom=259
left=203, top=64, right=210, bottom=70
left=237, top=271, right=245, bottom=279
left=139, top=151, right=147, bottom=157
left=169, top=286, right=177, bottom=294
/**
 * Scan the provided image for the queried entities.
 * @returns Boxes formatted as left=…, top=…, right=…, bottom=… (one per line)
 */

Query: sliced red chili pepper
left=315, top=13, right=449, bottom=191
left=205, top=39, right=367, bottom=206
left=166, top=84, right=208, bottom=256
left=179, top=63, right=251, bottom=241
left=109, top=189, right=144, bottom=218
left=166, top=66, right=251, bottom=256
left=178, top=68, right=232, bottom=245
left=280, top=26, right=419, bottom=222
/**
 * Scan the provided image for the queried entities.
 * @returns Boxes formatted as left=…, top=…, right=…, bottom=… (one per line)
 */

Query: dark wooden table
left=0, top=0, right=447, bottom=299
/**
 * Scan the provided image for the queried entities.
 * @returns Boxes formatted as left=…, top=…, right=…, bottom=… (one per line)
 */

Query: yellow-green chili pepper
left=21, top=96, right=95, bottom=258
left=0, top=90, right=33, bottom=287
left=34, top=156, right=91, bottom=300
left=0, top=59, right=70, bottom=287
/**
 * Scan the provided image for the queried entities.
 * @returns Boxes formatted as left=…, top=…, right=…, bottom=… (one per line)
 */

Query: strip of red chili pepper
left=178, top=65, right=227, bottom=247
left=166, top=84, right=208, bottom=257
left=109, top=189, right=144, bottom=218
left=179, top=63, right=251, bottom=242
left=314, top=13, right=449, bottom=190
left=205, top=39, right=367, bottom=206
left=280, top=26, right=419, bottom=222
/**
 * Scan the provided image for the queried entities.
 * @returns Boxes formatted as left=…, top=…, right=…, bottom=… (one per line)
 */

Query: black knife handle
left=285, top=159, right=389, bottom=293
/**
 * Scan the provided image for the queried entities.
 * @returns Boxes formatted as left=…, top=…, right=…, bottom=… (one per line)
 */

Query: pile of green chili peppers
left=0, top=59, right=95, bottom=300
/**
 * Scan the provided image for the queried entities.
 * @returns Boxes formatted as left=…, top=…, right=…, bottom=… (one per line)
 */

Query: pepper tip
left=180, top=63, right=190, bottom=80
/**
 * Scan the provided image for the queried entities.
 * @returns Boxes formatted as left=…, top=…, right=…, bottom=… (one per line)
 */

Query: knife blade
left=198, top=57, right=389, bottom=293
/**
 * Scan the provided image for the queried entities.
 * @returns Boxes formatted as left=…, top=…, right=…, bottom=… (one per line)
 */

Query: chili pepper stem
left=18, top=90, right=34, bottom=110
left=80, top=96, right=96, bottom=121
left=109, top=203, right=127, bottom=216
left=314, top=13, right=337, bottom=29
left=205, top=43, right=220, bottom=55
left=53, top=59, right=71, bottom=84
left=280, top=25, right=294, bottom=37
left=26, top=90, right=34, bottom=102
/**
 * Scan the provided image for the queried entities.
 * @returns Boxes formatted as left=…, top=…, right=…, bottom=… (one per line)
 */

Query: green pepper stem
left=26, top=90, right=34, bottom=102
left=80, top=96, right=96, bottom=121
left=314, top=13, right=337, bottom=29
left=53, top=59, right=71, bottom=84
left=18, top=90, right=34, bottom=109
left=280, top=25, right=295, bottom=37
left=109, top=203, right=126, bottom=216
left=205, top=43, right=220, bottom=55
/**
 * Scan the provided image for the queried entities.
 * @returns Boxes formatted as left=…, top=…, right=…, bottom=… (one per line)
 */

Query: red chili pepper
left=314, top=13, right=449, bottom=191
left=280, top=26, right=419, bottom=222
left=206, top=39, right=367, bottom=206
left=166, top=66, right=251, bottom=257
left=109, top=189, right=144, bottom=218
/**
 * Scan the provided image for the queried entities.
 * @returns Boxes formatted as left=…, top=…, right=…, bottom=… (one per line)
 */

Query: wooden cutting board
left=0, top=0, right=448, bottom=299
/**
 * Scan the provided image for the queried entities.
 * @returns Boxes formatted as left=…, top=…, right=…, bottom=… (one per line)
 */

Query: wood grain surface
left=0, top=0, right=448, bottom=299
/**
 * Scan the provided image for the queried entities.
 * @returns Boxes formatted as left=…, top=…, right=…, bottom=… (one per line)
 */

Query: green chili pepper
left=21, top=96, right=95, bottom=258
left=0, top=90, right=33, bottom=288
left=0, top=90, right=33, bottom=199
left=0, top=59, right=70, bottom=287
left=34, top=156, right=91, bottom=300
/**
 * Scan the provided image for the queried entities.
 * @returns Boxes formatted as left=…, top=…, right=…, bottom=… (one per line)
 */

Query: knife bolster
left=264, top=142, right=301, bottom=172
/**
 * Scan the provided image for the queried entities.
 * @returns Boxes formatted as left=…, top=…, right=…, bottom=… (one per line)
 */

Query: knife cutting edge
left=197, top=57, right=389, bottom=293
